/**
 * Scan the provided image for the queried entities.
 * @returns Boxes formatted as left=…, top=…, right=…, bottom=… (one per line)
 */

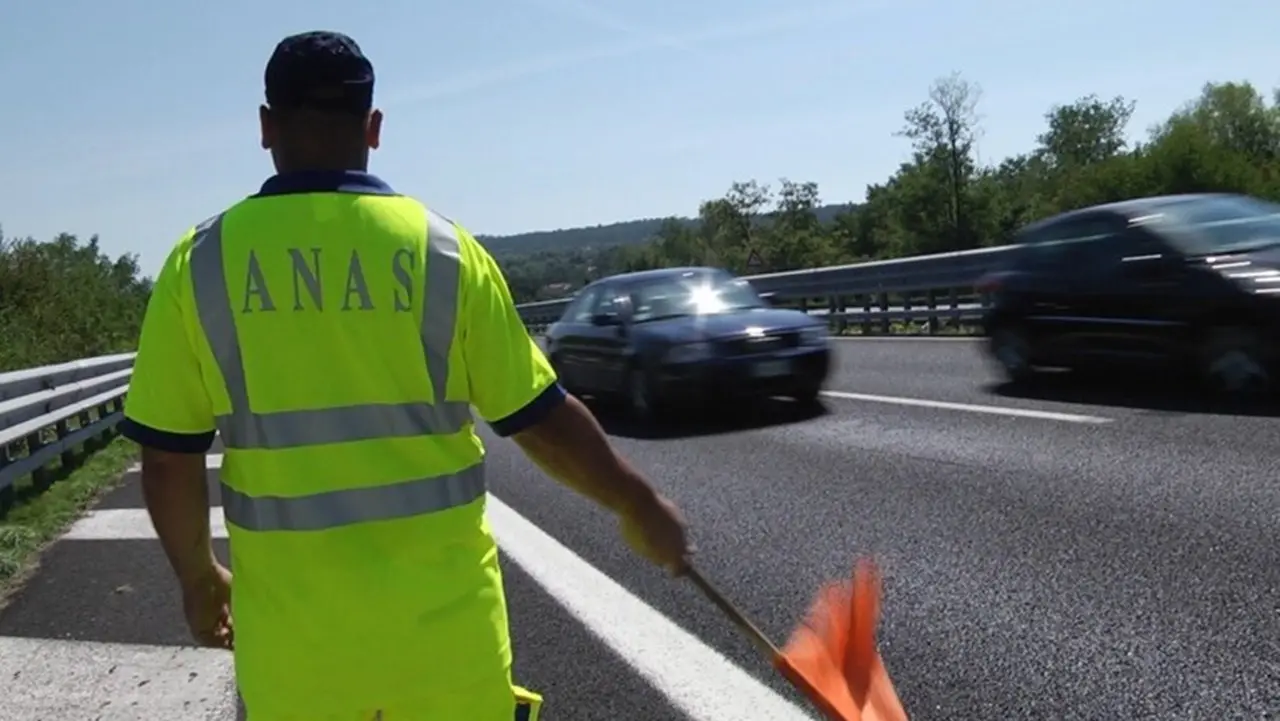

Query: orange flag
left=774, top=559, right=908, bottom=721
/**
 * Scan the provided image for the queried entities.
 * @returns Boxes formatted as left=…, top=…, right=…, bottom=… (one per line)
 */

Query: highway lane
left=488, top=338, right=1280, bottom=718
left=3, top=338, right=1279, bottom=718
left=826, top=335, right=1280, bottom=420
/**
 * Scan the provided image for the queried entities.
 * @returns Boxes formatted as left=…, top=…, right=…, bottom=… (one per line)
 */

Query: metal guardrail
left=515, top=244, right=1015, bottom=332
left=0, top=353, right=135, bottom=513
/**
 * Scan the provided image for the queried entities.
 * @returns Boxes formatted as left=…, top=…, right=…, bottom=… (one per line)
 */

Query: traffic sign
left=745, top=248, right=764, bottom=269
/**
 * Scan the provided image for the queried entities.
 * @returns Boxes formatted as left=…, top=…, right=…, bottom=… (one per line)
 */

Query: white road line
left=820, top=389, right=1112, bottom=424
left=0, top=635, right=237, bottom=720
left=487, top=496, right=815, bottom=721
left=62, top=506, right=228, bottom=541
left=61, top=455, right=816, bottom=720
left=122, top=454, right=223, bottom=474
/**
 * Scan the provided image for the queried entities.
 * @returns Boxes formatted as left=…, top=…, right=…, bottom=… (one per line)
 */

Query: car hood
left=632, top=307, right=820, bottom=343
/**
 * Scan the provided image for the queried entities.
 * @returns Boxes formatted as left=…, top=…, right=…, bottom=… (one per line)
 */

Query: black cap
left=264, top=31, right=375, bottom=114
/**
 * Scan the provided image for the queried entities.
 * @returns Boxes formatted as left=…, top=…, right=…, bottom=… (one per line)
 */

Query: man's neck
left=275, top=163, right=368, bottom=174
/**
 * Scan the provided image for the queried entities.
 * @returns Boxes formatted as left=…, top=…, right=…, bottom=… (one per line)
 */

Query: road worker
left=119, top=30, right=692, bottom=721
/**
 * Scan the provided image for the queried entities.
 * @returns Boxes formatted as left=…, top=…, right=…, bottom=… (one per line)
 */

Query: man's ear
left=366, top=108, right=383, bottom=151
left=259, top=105, right=274, bottom=150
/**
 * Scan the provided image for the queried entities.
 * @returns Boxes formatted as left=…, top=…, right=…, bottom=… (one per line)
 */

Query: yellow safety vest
left=122, top=171, right=559, bottom=720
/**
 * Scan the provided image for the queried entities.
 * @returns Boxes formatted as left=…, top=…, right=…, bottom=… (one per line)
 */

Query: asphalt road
left=3, top=337, right=1279, bottom=719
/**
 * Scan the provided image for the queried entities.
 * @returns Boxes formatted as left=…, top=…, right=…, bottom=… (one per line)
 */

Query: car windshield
left=1151, top=195, right=1280, bottom=255
left=631, top=272, right=765, bottom=322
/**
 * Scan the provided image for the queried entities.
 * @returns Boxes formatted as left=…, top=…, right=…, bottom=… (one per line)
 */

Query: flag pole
left=684, top=565, right=781, bottom=659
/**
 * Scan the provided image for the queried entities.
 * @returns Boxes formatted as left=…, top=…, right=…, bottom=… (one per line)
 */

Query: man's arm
left=457, top=225, right=687, bottom=568
left=119, top=238, right=220, bottom=588
left=510, top=394, right=659, bottom=516
left=139, top=449, right=218, bottom=587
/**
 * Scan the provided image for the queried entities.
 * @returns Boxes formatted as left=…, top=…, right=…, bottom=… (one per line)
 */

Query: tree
left=1037, top=94, right=1135, bottom=168
left=897, top=72, right=984, bottom=252
left=1173, top=82, right=1280, bottom=160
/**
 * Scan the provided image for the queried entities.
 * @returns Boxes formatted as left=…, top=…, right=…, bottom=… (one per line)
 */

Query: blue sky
left=3, top=0, right=1278, bottom=277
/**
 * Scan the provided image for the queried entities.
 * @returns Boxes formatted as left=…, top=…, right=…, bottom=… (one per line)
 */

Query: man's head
left=260, top=31, right=384, bottom=172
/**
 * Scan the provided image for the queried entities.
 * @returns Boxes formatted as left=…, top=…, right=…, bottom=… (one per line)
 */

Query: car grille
left=719, top=331, right=799, bottom=356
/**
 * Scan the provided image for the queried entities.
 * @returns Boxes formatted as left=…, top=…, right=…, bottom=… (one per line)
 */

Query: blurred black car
left=545, top=267, right=832, bottom=418
left=978, top=193, right=1280, bottom=395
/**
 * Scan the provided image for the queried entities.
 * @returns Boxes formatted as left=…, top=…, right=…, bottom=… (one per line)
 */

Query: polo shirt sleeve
left=456, top=224, right=564, bottom=437
left=120, top=233, right=217, bottom=454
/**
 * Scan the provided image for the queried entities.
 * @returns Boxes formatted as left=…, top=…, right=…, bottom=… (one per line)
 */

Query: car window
left=1143, top=195, right=1280, bottom=255
left=1017, top=214, right=1122, bottom=272
left=631, top=271, right=765, bottom=322
left=563, top=287, right=600, bottom=323
left=591, top=285, right=626, bottom=316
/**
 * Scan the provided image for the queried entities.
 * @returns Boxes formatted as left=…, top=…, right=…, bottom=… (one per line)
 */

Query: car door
left=1016, top=214, right=1123, bottom=358
left=1101, top=224, right=1190, bottom=361
left=550, top=287, right=601, bottom=390
left=593, top=284, right=637, bottom=392
left=577, top=283, right=630, bottom=392
left=1053, top=213, right=1159, bottom=363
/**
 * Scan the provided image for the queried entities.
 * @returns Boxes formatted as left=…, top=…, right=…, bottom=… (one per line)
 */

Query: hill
left=476, top=203, right=856, bottom=258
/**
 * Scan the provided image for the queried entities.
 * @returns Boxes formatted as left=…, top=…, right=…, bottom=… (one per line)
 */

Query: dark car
left=978, top=192, right=1280, bottom=395
left=544, top=266, right=832, bottom=418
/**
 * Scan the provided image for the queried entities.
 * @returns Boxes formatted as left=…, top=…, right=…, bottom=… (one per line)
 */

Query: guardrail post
left=77, top=408, right=96, bottom=454
left=25, top=430, right=51, bottom=492
left=877, top=292, right=890, bottom=334
left=949, top=287, right=961, bottom=333
left=0, top=452, right=13, bottom=514
left=827, top=295, right=844, bottom=334
left=902, top=291, right=913, bottom=334
left=860, top=295, right=872, bottom=335
left=55, top=417, right=75, bottom=475
left=101, top=399, right=120, bottom=441
left=926, top=290, right=938, bottom=335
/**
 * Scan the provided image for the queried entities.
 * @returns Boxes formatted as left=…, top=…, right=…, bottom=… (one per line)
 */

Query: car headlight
left=799, top=325, right=828, bottom=346
left=665, top=342, right=713, bottom=363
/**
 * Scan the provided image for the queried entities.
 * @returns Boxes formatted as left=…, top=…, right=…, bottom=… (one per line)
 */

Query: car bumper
left=653, top=345, right=832, bottom=404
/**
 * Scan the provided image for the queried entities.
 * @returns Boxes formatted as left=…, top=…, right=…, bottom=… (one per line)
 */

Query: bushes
left=0, top=230, right=151, bottom=373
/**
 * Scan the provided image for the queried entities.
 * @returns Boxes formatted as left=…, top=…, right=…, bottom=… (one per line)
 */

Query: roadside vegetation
left=0, top=231, right=150, bottom=594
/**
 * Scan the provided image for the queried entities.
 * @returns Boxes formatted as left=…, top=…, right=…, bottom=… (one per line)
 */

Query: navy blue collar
left=255, top=170, right=397, bottom=197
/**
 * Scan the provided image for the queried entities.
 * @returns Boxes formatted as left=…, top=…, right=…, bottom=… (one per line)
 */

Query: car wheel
left=988, top=325, right=1037, bottom=384
left=1199, top=326, right=1272, bottom=396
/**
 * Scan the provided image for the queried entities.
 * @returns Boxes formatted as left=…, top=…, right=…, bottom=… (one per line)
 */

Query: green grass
left=0, top=437, right=138, bottom=602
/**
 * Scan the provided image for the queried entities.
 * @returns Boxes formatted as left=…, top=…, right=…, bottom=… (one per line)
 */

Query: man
left=120, top=30, right=692, bottom=721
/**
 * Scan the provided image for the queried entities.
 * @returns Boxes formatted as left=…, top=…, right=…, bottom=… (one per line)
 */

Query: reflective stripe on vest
left=187, top=207, right=484, bottom=532
left=220, top=462, right=486, bottom=532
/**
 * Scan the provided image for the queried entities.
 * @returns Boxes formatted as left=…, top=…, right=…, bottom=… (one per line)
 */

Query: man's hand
left=619, top=491, right=694, bottom=575
left=182, top=562, right=234, bottom=649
